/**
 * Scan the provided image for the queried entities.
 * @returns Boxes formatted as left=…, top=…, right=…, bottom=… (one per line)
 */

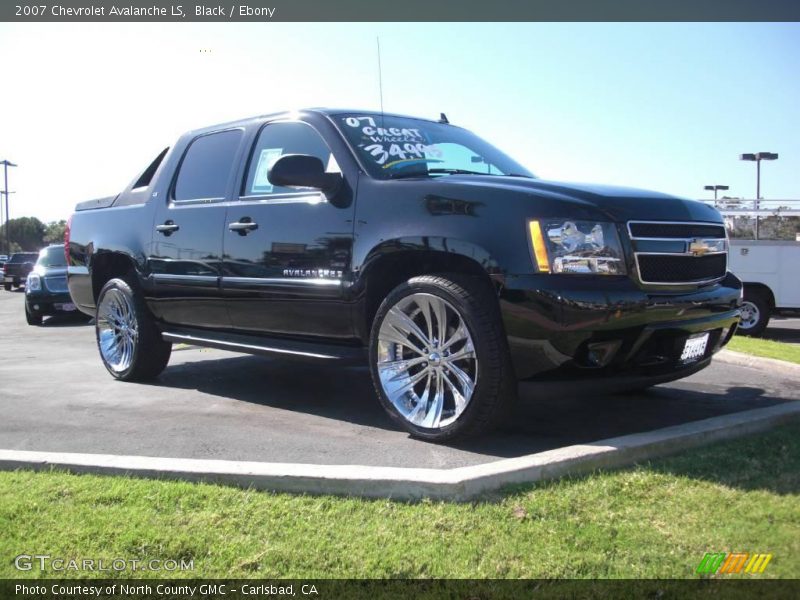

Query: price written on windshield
left=343, top=116, right=442, bottom=166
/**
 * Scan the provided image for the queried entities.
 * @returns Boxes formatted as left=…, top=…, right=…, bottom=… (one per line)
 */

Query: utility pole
left=1, top=160, right=17, bottom=255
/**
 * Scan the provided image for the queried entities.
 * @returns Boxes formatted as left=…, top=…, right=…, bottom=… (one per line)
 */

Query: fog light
left=585, top=340, right=622, bottom=367
left=33, top=304, right=40, bottom=310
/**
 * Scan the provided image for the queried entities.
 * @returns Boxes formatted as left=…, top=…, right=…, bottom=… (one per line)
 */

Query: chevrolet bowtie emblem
left=688, top=238, right=711, bottom=256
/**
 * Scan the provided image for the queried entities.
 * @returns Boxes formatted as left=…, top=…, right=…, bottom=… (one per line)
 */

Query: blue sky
left=0, top=22, right=798, bottom=222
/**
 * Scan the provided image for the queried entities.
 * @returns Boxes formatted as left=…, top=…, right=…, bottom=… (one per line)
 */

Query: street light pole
left=756, top=158, right=761, bottom=201
left=704, top=184, right=729, bottom=203
left=0, top=160, right=17, bottom=255
left=740, top=152, right=778, bottom=240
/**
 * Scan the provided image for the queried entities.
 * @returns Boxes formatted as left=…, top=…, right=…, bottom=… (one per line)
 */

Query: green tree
left=0, top=216, right=46, bottom=251
left=43, top=220, right=67, bottom=244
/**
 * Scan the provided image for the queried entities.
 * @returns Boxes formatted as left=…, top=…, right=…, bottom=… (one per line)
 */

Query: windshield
left=334, top=113, right=535, bottom=180
left=10, top=253, right=39, bottom=263
left=37, top=246, right=66, bottom=268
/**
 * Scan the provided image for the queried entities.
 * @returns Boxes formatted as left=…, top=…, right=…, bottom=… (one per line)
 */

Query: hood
left=426, top=175, right=723, bottom=224
left=33, top=265, right=67, bottom=277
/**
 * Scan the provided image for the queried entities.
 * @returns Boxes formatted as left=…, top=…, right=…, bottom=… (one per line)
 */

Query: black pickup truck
left=66, top=109, right=741, bottom=441
left=4, top=252, right=39, bottom=290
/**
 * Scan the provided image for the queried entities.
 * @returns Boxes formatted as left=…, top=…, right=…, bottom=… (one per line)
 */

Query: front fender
left=357, top=236, right=500, bottom=275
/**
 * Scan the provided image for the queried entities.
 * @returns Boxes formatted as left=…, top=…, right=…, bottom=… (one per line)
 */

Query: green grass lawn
left=2, top=423, right=799, bottom=580
left=728, top=336, right=800, bottom=365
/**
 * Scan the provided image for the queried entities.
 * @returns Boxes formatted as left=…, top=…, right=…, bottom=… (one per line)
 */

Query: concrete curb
left=1, top=402, right=799, bottom=501
left=716, top=349, right=800, bottom=378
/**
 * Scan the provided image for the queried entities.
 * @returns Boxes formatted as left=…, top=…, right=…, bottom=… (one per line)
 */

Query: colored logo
left=688, top=238, right=712, bottom=256
left=696, top=552, right=773, bottom=575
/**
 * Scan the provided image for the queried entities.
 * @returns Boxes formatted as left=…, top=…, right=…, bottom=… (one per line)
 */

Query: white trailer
left=707, top=199, right=800, bottom=335
left=728, top=240, right=800, bottom=335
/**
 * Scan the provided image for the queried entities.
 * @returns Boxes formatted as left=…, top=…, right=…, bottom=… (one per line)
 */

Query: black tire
left=25, top=303, right=43, bottom=326
left=12, top=283, right=20, bottom=289
left=369, top=274, right=516, bottom=442
left=738, top=289, right=770, bottom=337
left=3, top=283, right=10, bottom=291
left=95, top=276, right=172, bottom=381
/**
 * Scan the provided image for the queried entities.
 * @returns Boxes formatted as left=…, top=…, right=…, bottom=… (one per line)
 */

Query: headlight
left=27, top=273, right=41, bottom=292
left=528, top=219, right=626, bottom=275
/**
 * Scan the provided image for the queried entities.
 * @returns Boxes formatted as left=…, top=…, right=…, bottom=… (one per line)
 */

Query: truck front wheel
left=369, top=274, right=514, bottom=442
left=25, top=303, right=43, bottom=326
left=95, top=277, right=172, bottom=381
left=738, top=289, right=771, bottom=337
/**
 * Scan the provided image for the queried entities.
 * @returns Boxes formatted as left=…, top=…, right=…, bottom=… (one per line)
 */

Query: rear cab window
left=132, top=148, right=169, bottom=190
left=10, top=253, right=38, bottom=263
left=173, top=129, right=244, bottom=201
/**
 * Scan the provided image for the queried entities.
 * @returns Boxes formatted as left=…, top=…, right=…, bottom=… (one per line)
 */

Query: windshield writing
left=335, top=114, right=534, bottom=180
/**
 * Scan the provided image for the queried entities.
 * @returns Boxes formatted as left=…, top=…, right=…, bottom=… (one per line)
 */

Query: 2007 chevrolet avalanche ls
left=66, top=109, right=741, bottom=441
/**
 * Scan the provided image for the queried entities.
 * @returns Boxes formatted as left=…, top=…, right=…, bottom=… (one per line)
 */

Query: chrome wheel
left=739, top=300, right=760, bottom=331
left=377, top=293, right=477, bottom=429
left=96, top=288, right=138, bottom=373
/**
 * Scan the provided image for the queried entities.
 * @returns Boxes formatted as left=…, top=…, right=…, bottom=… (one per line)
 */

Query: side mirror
left=268, top=154, right=343, bottom=198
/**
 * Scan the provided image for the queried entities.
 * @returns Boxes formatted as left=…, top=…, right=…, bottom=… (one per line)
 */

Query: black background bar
left=4, top=0, right=800, bottom=23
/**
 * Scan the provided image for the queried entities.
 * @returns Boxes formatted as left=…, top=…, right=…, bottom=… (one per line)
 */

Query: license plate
left=681, top=332, right=709, bottom=363
left=56, top=303, right=76, bottom=311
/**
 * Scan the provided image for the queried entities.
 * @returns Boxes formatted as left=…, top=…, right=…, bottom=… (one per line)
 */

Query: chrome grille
left=627, top=221, right=728, bottom=286
left=44, top=275, right=68, bottom=293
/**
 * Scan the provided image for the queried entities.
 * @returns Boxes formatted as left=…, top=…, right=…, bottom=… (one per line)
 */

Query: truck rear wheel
left=95, top=277, right=172, bottom=381
left=3, top=283, right=10, bottom=291
left=738, top=290, right=770, bottom=337
left=369, top=274, right=514, bottom=442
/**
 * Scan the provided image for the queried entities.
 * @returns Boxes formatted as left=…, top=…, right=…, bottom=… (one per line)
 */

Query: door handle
left=155, top=221, right=179, bottom=236
left=228, top=219, right=258, bottom=235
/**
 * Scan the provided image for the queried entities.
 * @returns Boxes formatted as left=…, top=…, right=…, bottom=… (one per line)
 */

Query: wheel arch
left=90, top=251, right=139, bottom=302
left=355, top=237, right=504, bottom=342
left=743, top=282, right=776, bottom=310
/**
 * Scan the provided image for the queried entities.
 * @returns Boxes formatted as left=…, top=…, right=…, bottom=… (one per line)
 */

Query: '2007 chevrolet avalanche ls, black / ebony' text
left=66, top=109, right=741, bottom=441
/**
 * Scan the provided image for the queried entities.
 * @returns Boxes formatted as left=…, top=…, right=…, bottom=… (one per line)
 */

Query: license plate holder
left=56, top=303, right=76, bottom=312
left=680, top=332, right=709, bottom=363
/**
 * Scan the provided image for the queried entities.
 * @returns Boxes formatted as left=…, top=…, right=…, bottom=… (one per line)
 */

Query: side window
left=242, top=121, right=336, bottom=197
left=173, top=129, right=243, bottom=201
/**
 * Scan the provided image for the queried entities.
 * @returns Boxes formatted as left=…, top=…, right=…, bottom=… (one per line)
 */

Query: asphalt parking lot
left=762, top=313, right=800, bottom=344
left=1, top=290, right=798, bottom=469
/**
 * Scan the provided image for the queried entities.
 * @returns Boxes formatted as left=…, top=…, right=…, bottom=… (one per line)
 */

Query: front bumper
left=25, top=290, right=75, bottom=315
left=500, top=271, right=741, bottom=381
